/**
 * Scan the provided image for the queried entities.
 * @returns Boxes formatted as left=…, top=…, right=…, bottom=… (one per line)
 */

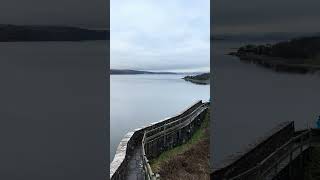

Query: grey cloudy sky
left=111, top=0, right=210, bottom=72
left=0, top=0, right=108, bottom=29
left=213, top=0, right=320, bottom=34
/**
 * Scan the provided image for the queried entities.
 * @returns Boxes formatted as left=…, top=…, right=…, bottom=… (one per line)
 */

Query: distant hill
left=212, top=32, right=320, bottom=42
left=110, top=69, right=177, bottom=75
left=0, top=24, right=109, bottom=41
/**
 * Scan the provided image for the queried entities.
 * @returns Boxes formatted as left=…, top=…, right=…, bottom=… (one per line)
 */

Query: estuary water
left=212, top=40, right=320, bottom=167
left=110, top=74, right=209, bottom=160
left=0, top=41, right=106, bottom=180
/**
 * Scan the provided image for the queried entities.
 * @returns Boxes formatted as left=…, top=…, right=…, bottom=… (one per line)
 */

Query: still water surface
left=0, top=41, right=106, bottom=180
left=110, top=74, right=209, bottom=160
left=212, top=40, right=320, bottom=167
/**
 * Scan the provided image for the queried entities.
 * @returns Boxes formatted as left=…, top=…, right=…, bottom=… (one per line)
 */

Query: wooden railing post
left=308, top=129, right=312, bottom=148
left=289, top=150, right=293, bottom=179
left=300, top=135, right=304, bottom=169
left=300, top=135, right=303, bottom=153
left=257, top=165, right=262, bottom=180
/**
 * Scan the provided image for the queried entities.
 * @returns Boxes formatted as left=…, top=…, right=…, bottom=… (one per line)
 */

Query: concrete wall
left=110, top=129, right=144, bottom=180
left=212, top=121, right=295, bottom=180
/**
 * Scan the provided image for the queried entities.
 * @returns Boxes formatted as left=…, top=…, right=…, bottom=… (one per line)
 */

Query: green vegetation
left=236, top=36, right=320, bottom=64
left=304, top=147, right=320, bottom=180
left=150, top=110, right=209, bottom=172
left=230, top=36, right=320, bottom=73
left=183, top=73, right=210, bottom=85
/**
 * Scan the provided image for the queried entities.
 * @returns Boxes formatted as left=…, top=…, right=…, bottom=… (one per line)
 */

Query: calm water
left=0, top=41, right=106, bottom=180
left=212, top=40, right=320, bottom=167
left=110, top=74, right=209, bottom=160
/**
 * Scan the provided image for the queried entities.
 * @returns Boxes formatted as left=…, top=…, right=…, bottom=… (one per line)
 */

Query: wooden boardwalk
left=228, top=129, right=320, bottom=180
left=110, top=101, right=209, bottom=180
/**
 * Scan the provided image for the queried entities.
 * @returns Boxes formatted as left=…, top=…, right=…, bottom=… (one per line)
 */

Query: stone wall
left=110, top=129, right=144, bottom=180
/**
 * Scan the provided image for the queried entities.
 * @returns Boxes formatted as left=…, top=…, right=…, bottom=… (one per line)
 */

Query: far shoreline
left=229, top=52, right=320, bottom=74
left=229, top=36, right=320, bottom=74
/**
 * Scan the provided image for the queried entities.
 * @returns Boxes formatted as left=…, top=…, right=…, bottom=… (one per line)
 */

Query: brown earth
left=157, top=129, right=210, bottom=180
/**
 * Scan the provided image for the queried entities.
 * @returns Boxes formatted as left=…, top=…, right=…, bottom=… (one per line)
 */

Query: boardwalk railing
left=110, top=100, right=209, bottom=180
left=229, top=130, right=311, bottom=180
left=212, top=121, right=295, bottom=180
left=141, top=131, right=159, bottom=180
left=143, top=102, right=208, bottom=159
left=212, top=126, right=320, bottom=180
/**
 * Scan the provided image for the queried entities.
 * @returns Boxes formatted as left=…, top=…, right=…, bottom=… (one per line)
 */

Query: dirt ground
left=157, top=129, right=210, bottom=180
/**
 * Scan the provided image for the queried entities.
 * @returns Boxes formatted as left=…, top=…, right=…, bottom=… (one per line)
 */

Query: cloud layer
left=213, top=0, right=320, bottom=34
left=0, top=0, right=107, bottom=29
left=111, top=0, right=210, bottom=72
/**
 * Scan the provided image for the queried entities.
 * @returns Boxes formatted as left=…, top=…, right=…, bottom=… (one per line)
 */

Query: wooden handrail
left=229, top=130, right=312, bottom=180
left=142, top=131, right=159, bottom=180
left=146, top=105, right=207, bottom=141
left=146, top=104, right=205, bottom=135
left=141, top=104, right=208, bottom=180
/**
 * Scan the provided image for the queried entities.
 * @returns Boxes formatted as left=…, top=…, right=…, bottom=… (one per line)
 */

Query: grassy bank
left=304, top=147, right=320, bottom=180
left=150, top=110, right=210, bottom=180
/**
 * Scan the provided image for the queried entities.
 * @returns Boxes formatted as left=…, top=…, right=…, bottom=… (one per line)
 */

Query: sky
left=213, top=0, right=320, bottom=34
left=110, top=0, right=210, bottom=72
left=0, top=0, right=108, bottom=29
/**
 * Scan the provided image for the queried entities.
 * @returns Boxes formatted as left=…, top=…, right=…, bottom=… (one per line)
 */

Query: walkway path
left=125, top=145, right=145, bottom=180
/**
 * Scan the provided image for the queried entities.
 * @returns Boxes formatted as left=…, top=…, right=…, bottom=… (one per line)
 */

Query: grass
left=304, top=58, right=320, bottom=66
left=150, top=110, right=210, bottom=172
left=304, top=147, right=320, bottom=180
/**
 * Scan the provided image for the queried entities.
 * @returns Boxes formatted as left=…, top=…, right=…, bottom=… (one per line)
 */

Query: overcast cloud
left=213, top=0, right=320, bottom=34
left=0, top=0, right=108, bottom=29
left=111, top=0, right=210, bottom=72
